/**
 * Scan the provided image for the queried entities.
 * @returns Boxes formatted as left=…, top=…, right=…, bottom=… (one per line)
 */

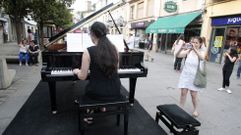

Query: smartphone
left=186, top=43, right=193, bottom=49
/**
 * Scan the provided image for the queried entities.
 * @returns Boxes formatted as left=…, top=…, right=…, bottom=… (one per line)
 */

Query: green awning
left=145, top=12, right=201, bottom=33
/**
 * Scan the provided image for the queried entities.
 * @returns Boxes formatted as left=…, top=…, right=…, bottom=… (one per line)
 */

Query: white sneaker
left=19, top=63, right=22, bottom=66
left=217, top=88, right=225, bottom=91
left=226, top=89, right=232, bottom=94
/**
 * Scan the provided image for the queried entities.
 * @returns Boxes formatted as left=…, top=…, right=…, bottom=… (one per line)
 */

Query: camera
left=186, top=43, right=193, bottom=49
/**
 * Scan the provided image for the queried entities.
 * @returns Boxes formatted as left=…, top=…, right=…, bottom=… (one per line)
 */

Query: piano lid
left=45, top=0, right=126, bottom=48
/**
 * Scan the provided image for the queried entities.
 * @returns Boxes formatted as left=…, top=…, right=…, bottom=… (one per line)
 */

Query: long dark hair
left=229, top=47, right=238, bottom=58
left=90, top=22, right=118, bottom=77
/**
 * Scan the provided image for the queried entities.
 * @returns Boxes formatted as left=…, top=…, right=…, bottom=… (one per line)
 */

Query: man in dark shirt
left=28, top=41, right=40, bottom=65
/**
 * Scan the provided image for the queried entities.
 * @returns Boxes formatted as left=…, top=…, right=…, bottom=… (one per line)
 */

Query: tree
left=2, top=0, right=74, bottom=45
left=52, top=2, right=73, bottom=29
left=2, top=0, right=31, bottom=43
left=30, top=0, right=74, bottom=46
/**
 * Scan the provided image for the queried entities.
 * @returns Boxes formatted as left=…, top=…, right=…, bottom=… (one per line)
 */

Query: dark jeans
left=174, top=57, right=183, bottom=70
left=237, top=61, right=241, bottom=78
left=29, top=54, right=39, bottom=64
left=222, top=69, right=233, bottom=88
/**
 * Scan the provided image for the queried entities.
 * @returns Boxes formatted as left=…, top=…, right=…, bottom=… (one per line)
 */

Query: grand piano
left=41, top=1, right=148, bottom=114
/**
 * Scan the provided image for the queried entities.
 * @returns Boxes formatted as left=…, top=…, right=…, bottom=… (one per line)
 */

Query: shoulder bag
left=193, top=57, right=207, bottom=88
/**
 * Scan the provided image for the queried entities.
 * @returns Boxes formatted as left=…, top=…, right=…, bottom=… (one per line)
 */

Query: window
left=130, top=6, right=134, bottom=20
left=147, top=0, right=154, bottom=17
left=137, top=2, right=144, bottom=19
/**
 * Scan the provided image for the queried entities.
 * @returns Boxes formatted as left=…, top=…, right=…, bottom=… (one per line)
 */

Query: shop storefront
left=130, top=20, right=153, bottom=48
left=146, top=11, right=202, bottom=53
left=131, top=21, right=153, bottom=40
left=209, top=14, right=241, bottom=63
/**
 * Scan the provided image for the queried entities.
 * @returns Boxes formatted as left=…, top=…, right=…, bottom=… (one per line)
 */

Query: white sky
left=71, top=0, right=99, bottom=12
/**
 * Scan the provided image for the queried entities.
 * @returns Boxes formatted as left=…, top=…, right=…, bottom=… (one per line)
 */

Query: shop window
left=225, top=27, right=240, bottom=50
left=209, top=28, right=225, bottom=63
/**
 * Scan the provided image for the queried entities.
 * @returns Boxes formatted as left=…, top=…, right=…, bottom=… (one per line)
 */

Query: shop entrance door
left=209, top=28, right=225, bottom=63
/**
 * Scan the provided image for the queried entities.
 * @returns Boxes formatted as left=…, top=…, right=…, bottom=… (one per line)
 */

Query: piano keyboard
left=50, top=68, right=142, bottom=76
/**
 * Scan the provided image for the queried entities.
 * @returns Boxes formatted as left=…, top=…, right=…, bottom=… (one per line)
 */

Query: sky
left=71, top=0, right=99, bottom=12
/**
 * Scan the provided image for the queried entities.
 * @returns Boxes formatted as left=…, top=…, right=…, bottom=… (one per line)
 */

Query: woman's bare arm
left=73, top=50, right=90, bottom=80
left=225, top=53, right=237, bottom=63
left=193, top=47, right=205, bottom=60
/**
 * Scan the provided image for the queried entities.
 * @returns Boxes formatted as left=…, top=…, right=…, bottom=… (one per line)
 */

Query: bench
left=77, top=94, right=129, bottom=135
left=155, top=104, right=201, bottom=135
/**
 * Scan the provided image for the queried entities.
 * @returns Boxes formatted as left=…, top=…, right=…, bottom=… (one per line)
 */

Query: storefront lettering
left=227, top=17, right=241, bottom=24
left=131, top=21, right=150, bottom=28
left=212, top=15, right=241, bottom=26
left=158, top=29, right=167, bottom=33
left=136, top=22, right=145, bottom=27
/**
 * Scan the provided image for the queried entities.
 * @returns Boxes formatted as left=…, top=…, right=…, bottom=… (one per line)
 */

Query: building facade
left=127, top=0, right=157, bottom=47
left=201, top=0, right=241, bottom=63
left=145, top=0, right=204, bottom=53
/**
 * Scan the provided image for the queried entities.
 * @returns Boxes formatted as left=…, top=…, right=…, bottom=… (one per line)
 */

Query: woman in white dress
left=178, top=36, right=205, bottom=117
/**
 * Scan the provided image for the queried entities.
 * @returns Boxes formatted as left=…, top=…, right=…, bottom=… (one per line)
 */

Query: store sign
left=212, top=15, right=241, bottom=26
left=131, top=21, right=152, bottom=29
left=164, top=1, right=177, bottom=13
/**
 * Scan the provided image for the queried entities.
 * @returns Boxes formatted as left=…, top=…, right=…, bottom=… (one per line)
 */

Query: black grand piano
left=41, top=1, right=148, bottom=114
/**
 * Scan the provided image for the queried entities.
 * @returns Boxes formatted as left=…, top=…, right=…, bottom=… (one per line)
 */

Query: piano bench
left=77, top=95, right=129, bottom=135
left=155, top=104, right=201, bottom=135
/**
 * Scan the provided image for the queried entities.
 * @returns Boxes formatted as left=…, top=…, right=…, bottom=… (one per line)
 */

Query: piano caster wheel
left=52, top=110, right=57, bottom=114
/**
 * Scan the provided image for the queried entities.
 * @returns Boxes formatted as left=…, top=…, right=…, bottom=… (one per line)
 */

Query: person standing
left=177, top=36, right=205, bottom=117
left=218, top=48, right=238, bottom=93
left=145, top=35, right=154, bottom=62
left=127, top=33, right=135, bottom=49
left=237, top=54, right=241, bottom=79
left=27, top=29, right=34, bottom=44
left=171, top=34, right=185, bottom=72
left=34, top=29, right=39, bottom=45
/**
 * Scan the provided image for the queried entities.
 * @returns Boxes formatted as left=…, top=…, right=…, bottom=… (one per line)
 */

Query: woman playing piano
left=73, top=22, right=121, bottom=122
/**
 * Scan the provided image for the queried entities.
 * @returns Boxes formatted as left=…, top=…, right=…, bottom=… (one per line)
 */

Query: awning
left=145, top=12, right=201, bottom=34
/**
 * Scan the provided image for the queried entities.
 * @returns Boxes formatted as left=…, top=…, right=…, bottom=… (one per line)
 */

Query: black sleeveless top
left=223, top=54, right=237, bottom=71
left=85, top=46, right=121, bottom=101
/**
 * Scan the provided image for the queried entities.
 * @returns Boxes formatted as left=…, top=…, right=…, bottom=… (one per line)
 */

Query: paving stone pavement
left=0, top=45, right=241, bottom=135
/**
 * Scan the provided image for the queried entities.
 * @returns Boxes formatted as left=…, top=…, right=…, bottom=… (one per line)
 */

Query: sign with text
left=164, top=1, right=177, bottom=13
left=212, top=15, right=241, bottom=26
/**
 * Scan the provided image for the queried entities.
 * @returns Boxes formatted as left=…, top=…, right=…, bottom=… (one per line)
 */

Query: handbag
left=193, top=57, right=207, bottom=88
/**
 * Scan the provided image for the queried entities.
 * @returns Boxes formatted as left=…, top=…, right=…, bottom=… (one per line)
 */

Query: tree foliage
left=1, top=0, right=30, bottom=20
left=30, top=0, right=73, bottom=29
left=1, top=0, right=74, bottom=42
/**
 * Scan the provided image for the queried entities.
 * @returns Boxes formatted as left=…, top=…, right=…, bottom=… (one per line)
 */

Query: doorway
left=209, top=28, right=226, bottom=63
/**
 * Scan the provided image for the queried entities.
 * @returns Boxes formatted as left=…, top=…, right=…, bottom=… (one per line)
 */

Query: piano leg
left=48, top=81, right=57, bottom=114
left=129, top=77, right=137, bottom=105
